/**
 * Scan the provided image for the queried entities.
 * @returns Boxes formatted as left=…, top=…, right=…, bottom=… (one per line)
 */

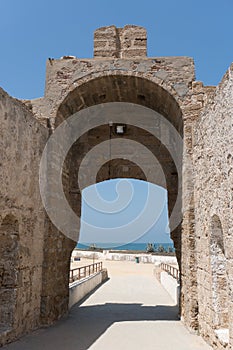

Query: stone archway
left=40, top=73, right=197, bottom=330
left=96, top=159, right=147, bottom=182
left=56, top=75, right=183, bottom=134
left=56, top=74, right=182, bottom=250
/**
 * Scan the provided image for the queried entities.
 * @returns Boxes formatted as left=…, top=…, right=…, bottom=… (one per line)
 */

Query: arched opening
left=0, top=214, right=19, bottom=331
left=62, top=120, right=179, bottom=255
left=210, top=215, right=229, bottom=343
left=40, top=74, right=187, bottom=325
left=69, top=178, right=178, bottom=322
left=56, top=75, right=183, bottom=135
left=78, top=179, right=173, bottom=251
left=96, top=159, right=147, bottom=183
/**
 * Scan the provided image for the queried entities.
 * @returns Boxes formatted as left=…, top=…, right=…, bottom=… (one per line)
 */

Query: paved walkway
left=3, top=260, right=212, bottom=350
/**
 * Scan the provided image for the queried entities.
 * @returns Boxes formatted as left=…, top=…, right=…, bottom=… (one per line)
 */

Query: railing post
left=160, top=263, right=179, bottom=281
left=70, top=261, right=104, bottom=283
left=70, top=270, right=73, bottom=282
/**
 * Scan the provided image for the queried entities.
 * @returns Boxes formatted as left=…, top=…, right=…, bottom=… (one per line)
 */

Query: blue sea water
left=76, top=242, right=174, bottom=252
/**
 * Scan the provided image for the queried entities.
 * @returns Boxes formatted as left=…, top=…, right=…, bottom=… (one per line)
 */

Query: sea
left=76, top=242, right=175, bottom=252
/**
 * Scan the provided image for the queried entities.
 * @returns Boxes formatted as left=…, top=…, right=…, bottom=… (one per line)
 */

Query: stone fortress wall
left=0, top=26, right=232, bottom=349
left=0, top=89, right=48, bottom=345
left=193, top=65, right=233, bottom=348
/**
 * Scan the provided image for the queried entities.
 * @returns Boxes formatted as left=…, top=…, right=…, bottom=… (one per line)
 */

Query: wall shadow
left=71, top=302, right=179, bottom=350
left=3, top=302, right=179, bottom=350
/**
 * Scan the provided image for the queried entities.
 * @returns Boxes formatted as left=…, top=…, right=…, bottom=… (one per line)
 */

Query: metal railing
left=161, top=263, right=180, bottom=281
left=69, top=262, right=103, bottom=283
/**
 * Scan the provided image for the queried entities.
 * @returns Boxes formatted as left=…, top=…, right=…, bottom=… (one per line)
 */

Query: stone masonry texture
left=0, top=26, right=232, bottom=350
left=193, top=64, right=233, bottom=350
left=0, top=89, right=48, bottom=345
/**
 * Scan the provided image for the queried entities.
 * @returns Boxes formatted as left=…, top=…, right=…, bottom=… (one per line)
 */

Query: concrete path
left=3, top=260, right=212, bottom=350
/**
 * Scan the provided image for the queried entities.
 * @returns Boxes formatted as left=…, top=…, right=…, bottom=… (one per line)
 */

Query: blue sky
left=79, top=180, right=171, bottom=246
left=1, top=1, right=232, bottom=247
left=0, top=0, right=232, bottom=99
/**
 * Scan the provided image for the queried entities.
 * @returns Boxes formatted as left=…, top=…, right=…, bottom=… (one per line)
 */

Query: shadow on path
left=72, top=302, right=179, bottom=350
left=3, top=303, right=179, bottom=350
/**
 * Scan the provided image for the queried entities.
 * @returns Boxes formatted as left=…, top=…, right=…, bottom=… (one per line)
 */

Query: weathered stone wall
left=0, top=89, right=48, bottom=345
left=28, top=53, right=195, bottom=129
left=94, top=25, right=147, bottom=58
left=24, top=26, right=208, bottom=329
left=2, top=25, right=232, bottom=348
left=180, top=81, right=216, bottom=330
left=28, top=25, right=202, bottom=330
left=193, top=64, right=233, bottom=349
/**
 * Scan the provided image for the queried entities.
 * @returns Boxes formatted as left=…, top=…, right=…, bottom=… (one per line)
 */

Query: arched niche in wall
left=210, top=215, right=229, bottom=340
left=0, top=214, right=19, bottom=331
